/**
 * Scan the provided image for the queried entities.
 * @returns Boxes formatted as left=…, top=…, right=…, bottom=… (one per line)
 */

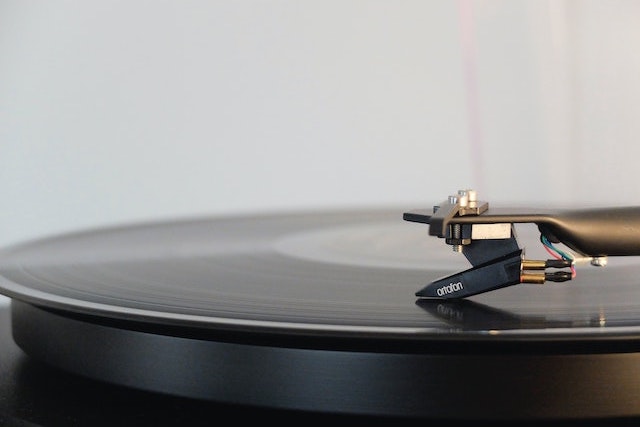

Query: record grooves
left=2, top=209, right=640, bottom=421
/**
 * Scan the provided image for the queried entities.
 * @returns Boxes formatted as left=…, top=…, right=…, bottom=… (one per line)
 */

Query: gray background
left=1, top=0, right=639, bottom=251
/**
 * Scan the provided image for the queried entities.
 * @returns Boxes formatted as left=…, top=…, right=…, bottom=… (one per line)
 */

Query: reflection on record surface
left=0, top=209, right=639, bottom=339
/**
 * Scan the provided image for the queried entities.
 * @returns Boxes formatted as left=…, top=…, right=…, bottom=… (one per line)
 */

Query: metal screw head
left=467, top=189, right=477, bottom=202
left=591, top=257, right=608, bottom=267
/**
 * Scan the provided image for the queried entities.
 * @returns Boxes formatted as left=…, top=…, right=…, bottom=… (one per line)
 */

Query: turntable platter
left=1, top=209, right=640, bottom=420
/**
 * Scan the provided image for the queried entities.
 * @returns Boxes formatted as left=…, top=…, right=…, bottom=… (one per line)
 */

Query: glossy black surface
left=1, top=210, right=640, bottom=422
left=1, top=209, right=640, bottom=341
left=2, top=302, right=640, bottom=425
left=0, top=303, right=425, bottom=426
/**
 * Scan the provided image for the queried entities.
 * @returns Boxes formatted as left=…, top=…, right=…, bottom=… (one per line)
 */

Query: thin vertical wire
left=457, top=0, right=484, bottom=193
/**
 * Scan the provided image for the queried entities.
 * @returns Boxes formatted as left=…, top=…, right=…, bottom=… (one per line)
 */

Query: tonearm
left=403, top=189, right=640, bottom=299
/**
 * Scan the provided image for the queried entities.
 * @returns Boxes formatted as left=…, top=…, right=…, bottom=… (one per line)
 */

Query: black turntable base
left=2, top=208, right=640, bottom=425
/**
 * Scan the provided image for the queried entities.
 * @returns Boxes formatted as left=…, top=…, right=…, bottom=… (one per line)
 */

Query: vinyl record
left=1, top=208, right=640, bottom=420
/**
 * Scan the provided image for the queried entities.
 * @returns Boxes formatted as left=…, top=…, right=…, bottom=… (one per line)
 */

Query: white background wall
left=1, top=0, right=640, bottom=249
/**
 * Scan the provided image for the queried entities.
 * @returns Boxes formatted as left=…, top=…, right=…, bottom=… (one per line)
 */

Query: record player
left=1, top=190, right=640, bottom=425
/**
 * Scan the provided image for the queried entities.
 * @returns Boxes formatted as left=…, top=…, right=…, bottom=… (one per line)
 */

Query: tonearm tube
left=403, top=189, right=640, bottom=299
